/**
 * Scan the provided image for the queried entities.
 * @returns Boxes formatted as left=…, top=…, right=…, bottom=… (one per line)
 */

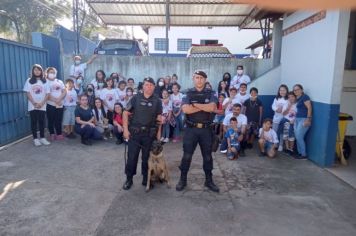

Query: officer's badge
left=205, top=98, right=210, bottom=103
left=147, top=102, right=152, bottom=107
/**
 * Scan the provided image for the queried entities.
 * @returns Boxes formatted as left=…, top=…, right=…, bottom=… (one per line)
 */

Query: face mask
left=237, top=70, right=243, bottom=75
left=127, top=91, right=133, bottom=96
left=77, top=79, right=83, bottom=84
left=75, top=60, right=81, bottom=65
left=48, top=73, right=56, bottom=79
left=158, top=81, right=164, bottom=87
left=98, top=82, right=104, bottom=88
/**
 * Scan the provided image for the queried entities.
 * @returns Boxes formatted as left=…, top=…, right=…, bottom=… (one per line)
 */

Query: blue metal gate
left=0, top=38, right=48, bottom=145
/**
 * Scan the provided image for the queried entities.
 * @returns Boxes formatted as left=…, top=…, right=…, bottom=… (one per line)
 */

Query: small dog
left=146, top=140, right=171, bottom=192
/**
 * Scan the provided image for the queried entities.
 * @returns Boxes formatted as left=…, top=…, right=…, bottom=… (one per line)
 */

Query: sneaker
left=49, top=134, right=56, bottom=141
left=295, top=155, right=307, bottom=160
left=278, top=145, right=283, bottom=152
left=56, top=134, right=65, bottom=140
left=39, top=138, right=50, bottom=146
left=33, top=139, right=42, bottom=146
left=160, top=137, right=165, bottom=142
left=220, top=149, right=227, bottom=154
left=163, top=138, right=169, bottom=143
left=259, top=152, right=266, bottom=157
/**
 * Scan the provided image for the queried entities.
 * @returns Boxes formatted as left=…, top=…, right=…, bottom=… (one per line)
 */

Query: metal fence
left=0, top=38, right=48, bottom=145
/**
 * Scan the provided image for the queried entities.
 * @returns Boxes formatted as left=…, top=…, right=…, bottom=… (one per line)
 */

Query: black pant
left=125, top=132, right=154, bottom=178
left=30, top=110, right=46, bottom=139
left=46, top=104, right=64, bottom=135
left=179, top=127, right=213, bottom=175
left=107, top=110, right=114, bottom=125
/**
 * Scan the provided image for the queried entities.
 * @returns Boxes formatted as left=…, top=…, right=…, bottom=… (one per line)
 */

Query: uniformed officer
left=176, top=70, right=220, bottom=192
left=122, top=77, right=162, bottom=190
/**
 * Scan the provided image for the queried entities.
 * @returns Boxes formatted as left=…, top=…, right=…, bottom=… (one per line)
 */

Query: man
left=176, top=70, right=219, bottom=193
left=230, top=65, right=251, bottom=91
left=220, top=103, right=248, bottom=156
left=122, top=78, right=162, bottom=190
left=69, top=54, right=97, bottom=78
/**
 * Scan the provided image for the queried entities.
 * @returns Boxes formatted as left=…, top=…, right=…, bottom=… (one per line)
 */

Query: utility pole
left=73, top=0, right=80, bottom=54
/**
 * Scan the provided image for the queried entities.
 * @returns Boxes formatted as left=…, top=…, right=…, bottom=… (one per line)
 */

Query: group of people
left=24, top=57, right=312, bottom=192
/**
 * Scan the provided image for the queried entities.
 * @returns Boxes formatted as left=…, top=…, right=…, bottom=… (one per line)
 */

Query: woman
left=90, top=70, right=106, bottom=97
left=75, top=94, right=102, bottom=145
left=217, top=80, right=229, bottom=98
left=100, top=77, right=118, bottom=125
left=23, top=64, right=51, bottom=146
left=85, top=84, right=96, bottom=108
left=293, top=84, right=312, bottom=159
left=93, top=98, right=113, bottom=139
left=113, top=103, right=124, bottom=145
left=222, top=72, right=232, bottom=90
left=154, top=77, right=165, bottom=98
left=124, top=87, right=134, bottom=106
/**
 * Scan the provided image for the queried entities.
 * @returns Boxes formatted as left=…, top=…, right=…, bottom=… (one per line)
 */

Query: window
left=200, top=39, right=218, bottom=45
left=177, top=39, right=192, bottom=51
left=154, top=38, right=168, bottom=51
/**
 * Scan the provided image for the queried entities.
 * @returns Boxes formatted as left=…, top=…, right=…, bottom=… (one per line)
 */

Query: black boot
left=176, top=173, right=187, bottom=191
left=204, top=174, right=219, bottom=193
left=123, top=177, right=133, bottom=190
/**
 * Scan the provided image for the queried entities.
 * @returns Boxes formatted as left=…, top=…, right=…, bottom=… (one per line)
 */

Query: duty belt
left=185, top=120, right=212, bottom=129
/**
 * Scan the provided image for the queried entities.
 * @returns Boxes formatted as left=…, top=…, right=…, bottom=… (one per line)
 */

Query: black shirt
left=182, top=88, right=217, bottom=123
left=126, top=93, right=162, bottom=127
left=75, top=106, right=94, bottom=125
left=243, top=98, right=263, bottom=123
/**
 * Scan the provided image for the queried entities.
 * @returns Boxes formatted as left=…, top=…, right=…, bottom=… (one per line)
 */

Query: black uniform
left=125, top=92, right=162, bottom=179
left=179, top=88, right=217, bottom=177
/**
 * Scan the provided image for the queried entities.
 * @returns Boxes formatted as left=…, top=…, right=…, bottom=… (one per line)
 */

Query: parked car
left=187, top=44, right=234, bottom=58
left=94, top=39, right=148, bottom=56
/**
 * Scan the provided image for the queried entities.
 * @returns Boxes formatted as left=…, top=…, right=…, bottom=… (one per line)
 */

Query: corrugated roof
left=86, top=0, right=270, bottom=29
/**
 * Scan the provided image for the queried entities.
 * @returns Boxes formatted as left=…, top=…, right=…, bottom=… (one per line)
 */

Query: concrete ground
left=0, top=136, right=356, bottom=236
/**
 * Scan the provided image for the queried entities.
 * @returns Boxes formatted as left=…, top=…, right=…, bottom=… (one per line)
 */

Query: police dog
left=146, top=140, right=171, bottom=192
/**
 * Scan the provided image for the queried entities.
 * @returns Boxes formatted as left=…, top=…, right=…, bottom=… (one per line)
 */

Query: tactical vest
left=185, top=88, right=215, bottom=123
left=130, top=93, right=160, bottom=128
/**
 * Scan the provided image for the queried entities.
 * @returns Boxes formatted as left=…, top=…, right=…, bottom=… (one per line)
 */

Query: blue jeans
left=162, top=123, right=170, bottom=138
left=174, top=113, right=183, bottom=138
left=75, top=124, right=102, bottom=140
left=294, top=118, right=310, bottom=156
left=277, top=118, right=295, bottom=142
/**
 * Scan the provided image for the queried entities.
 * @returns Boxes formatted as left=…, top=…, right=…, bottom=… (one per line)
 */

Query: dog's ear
left=160, top=141, right=166, bottom=146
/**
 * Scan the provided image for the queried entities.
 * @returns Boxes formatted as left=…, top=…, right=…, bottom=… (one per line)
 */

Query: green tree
left=0, top=0, right=69, bottom=43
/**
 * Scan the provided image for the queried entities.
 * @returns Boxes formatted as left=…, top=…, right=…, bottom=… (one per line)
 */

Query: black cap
left=143, top=77, right=155, bottom=85
left=193, top=70, right=207, bottom=78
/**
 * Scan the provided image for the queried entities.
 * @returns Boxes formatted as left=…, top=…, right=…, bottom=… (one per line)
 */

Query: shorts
left=247, top=122, right=259, bottom=136
left=264, top=141, right=274, bottom=151
left=62, top=106, right=76, bottom=125
left=282, top=122, right=295, bottom=141
left=214, top=114, right=225, bottom=123
left=227, top=143, right=240, bottom=159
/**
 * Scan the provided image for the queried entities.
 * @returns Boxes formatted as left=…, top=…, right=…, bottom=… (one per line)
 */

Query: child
left=214, top=93, right=226, bottom=141
left=272, top=85, right=289, bottom=151
left=45, top=67, right=66, bottom=141
left=23, top=64, right=51, bottom=146
left=161, top=89, right=173, bottom=143
left=117, top=80, right=127, bottom=107
left=74, top=75, right=84, bottom=95
left=222, top=87, right=238, bottom=116
left=90, top=70, right=106, bottom=97
left=113, top=103, right=124, bottom=145
left=93, top=98, right=113, bottom=139
left=100, top=77, right=118, bottom=125
left=279, top=92, right=297, bottom=155
left=63, top=79, right=78, bottom=139
left=170, top=83, right=184, bottom=142
left=258, top=119, right=279, bottom=158
left=233, top=83, right=249, bottom=106
left=243, top=87, right=263, bottom=148
left=225, top=117, right=241, bottom=160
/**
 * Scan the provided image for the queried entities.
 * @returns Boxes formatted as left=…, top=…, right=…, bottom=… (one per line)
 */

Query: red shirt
left=113, top=113, right=123, bottom=126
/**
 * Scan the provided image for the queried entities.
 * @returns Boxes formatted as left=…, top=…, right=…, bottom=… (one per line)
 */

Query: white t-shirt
left=233, top=92, right=250, bottom=106
left=63, top=89, right=78, bottom=107
left=223, top=113, right=248, bottom=130
left=284, top=103, right=297, bottom=122
left=23, top=78, right=50, bottom=111
left=272, top=97, right=289, bottom=124
left=259, top=128, right=279, bottom=144
left=47, top=79, right=65, bottom=107
left=92, top=108, right=105, bottom=125
left=231, top=74, right=251, bottom=90
left=222, top=97, right=236, bottom=116
left=69, top=63, right=87, bottom=77
left=116, top=88, right=127, bottom=104
left=162, top=99, right=172, bottom=114
left=100, top=88, right=118, bottom=111
left=170, top=93, right=183, bottom=109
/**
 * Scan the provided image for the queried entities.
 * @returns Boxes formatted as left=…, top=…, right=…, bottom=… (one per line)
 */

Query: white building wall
left=148, top=26, right=261, bottom=55
left=280, top=10, right=350, bottom=104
